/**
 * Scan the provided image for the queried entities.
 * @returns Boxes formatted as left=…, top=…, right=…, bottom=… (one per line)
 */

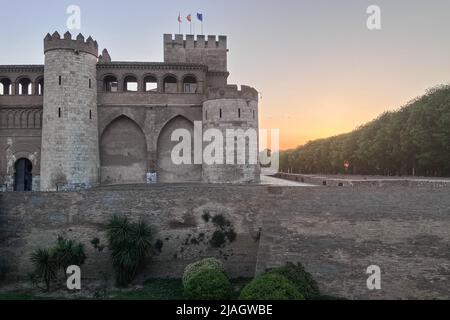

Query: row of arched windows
left=0, top=74, right=200, bottom=95
left=0, top=77, right=44, bottom=96
left=103, top=74, right=199, bottom=94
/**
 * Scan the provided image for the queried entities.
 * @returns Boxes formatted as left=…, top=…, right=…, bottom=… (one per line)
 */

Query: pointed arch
left=100, top=115, right=148, bottom=185
left=156, top=115, right=201, bottom=183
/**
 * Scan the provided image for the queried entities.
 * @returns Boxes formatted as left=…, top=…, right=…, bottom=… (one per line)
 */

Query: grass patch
left=0, top=293, right=44, bottom=300
left=108, top=279, right=184, bottom=300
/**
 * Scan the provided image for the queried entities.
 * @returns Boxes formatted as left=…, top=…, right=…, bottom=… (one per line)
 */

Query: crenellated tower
left=40, top=31, right=100, bottom=191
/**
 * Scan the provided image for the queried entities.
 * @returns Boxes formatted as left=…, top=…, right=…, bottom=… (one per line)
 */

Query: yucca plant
left=106, top=215, right=153, bottom=287
left=30, top=248, right=57, bottom=292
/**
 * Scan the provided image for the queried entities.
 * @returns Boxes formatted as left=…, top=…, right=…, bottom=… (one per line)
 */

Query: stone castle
left=0, top=31, right=260, bottom=191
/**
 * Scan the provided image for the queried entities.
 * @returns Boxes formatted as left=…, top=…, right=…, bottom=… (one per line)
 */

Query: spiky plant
left=106, top=215, right=153, bottom=287
left=30, top=248, right=57, bottom=292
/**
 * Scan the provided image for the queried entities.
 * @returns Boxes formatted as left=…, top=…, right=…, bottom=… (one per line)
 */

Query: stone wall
left=275, top=172, right=450, bottom=188
left=0, top=184, right=449, bottom=299
left=40, top=49, right=99, bottom=191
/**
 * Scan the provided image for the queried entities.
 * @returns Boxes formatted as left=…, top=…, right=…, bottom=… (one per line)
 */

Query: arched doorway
left=14, top=158, right=33, bottom=191
left=100, top=116, right=148, bottom=185
left=157, top=116, right=202, bottom=183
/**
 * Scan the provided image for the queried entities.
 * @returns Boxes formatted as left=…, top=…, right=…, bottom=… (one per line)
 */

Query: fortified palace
left=0, top=32, right=260, bottom=191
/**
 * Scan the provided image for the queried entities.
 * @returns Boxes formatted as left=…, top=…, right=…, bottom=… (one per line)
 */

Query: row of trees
left=279, top=85, right=450, bottom=177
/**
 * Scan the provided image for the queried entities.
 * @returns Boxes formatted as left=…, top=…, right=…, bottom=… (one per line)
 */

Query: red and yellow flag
left=187, top=14, right=192, bottom=22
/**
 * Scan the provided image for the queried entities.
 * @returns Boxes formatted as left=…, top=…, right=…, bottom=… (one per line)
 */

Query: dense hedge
left=183, top=268, right=232, bottom=300
left=182, top=258, right=225, bottom=286
left=239, top=273, right=304, bottom=300
left=268, top=263, right=320, bottom=299
left=280, top=85, right=450, bottom=177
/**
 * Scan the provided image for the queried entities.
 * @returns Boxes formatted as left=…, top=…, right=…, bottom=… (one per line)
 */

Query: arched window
left=163, top=75, right=177, bottom=93
left=183, top=75, right=197, bottom=94
left=0, top=78, right=12, bottom=95
left=18, top=77, right=32, bottom=95
left=36, top=77, right=44, bottom=96
left=144, top=75, right=158, bottom=92
left=123, top=75, right=138, bottom=92
left=103, top=75, right=118, bottom=92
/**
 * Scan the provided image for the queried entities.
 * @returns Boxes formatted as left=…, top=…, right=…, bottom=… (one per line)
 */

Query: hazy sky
left=1, top=0, right=450, bottom=149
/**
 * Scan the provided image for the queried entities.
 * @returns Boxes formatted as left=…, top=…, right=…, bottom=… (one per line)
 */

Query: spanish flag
left=187, top=14, right=192, bottom=22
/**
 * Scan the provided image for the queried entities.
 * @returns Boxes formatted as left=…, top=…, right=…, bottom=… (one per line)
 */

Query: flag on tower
left=187, top=14, right=192, bottom=34
left=197, top=13, right=204, bottom=35
left=177, top=13, right=182, bottom=34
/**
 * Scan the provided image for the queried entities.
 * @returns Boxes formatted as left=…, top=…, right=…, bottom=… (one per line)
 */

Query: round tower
left=40, top=31, right=99, bottom=191
left=202, top=85, right=261, bottom=184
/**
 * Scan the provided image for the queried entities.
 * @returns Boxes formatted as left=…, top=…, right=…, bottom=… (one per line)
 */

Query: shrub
left=209, top=230, right=227, bottom=248
left=183, top=268, right=232, bottom=300
left=267, top=262, right=320, bottom=299
left=30, top=248, right=58, bottom=292
left=53, top=236, right=86, bottom=277
left=106, top=215, right=154, bottom=287
left=239, top=273, right=304, bottom=300
left=182, top=258, right=225, bottom=286
left=0, top=256, right=9, bottom=284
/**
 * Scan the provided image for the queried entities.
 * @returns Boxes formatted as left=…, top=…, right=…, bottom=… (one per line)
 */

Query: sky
left=1, top=0, right=450, bottom=150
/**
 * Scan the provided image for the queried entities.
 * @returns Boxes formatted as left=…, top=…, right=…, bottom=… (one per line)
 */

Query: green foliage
left=53, top=236, right=86, bottom=276
left=0, top=256, right=9, bottom=284
left=30, top=248, right=57, bottom=292
left=267, top=263, right=320, bottom=299
left=210, top=231, right=227, bottom=248
left=90, top=237, right=105, bottom=252
left=182, top=258, right=225, bottom=286
left=212, top=214, right=227, bottom=227
left=239, top=273, right=304, bottom=300
left=183, top=268, right=232, bottom=300
left=280, top=85, right=450, bottom=177
left=106, top=215, right=154, bottom=287
left=208, top=214, right=237, bottom=248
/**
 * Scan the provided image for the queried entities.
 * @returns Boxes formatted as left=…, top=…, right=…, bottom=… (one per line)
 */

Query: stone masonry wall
left=40, top=50, right=99, bottom=191
left=202, top=98, right=260, bottom=184
left=0, top=184, right=449, bottom=299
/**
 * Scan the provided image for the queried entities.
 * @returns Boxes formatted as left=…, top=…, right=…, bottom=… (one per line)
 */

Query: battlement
left=164, top=34, right=227, bottom=72
left=205, top=85, right=259, bottom=102
left=44, top=31, right=98, bottom=57
left=164, top=34, right=227, bottom=49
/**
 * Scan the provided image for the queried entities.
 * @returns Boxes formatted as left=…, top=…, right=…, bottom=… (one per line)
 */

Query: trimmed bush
left=182, top=258, right=225, bottom=286
left=183, top=268, right=232, bottom=300
left=268, top=262, right=320, bottom=299
left=239, top=273, right=304, bottom=300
